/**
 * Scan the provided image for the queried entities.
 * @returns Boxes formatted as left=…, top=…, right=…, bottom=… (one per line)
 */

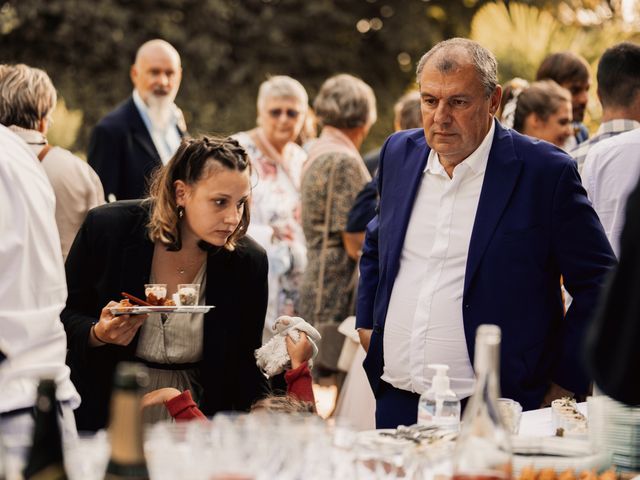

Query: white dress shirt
left=382, top=121, right=495, bottom=399
left=582, top=127, right=640, bottom=258
left=0, top=125, right=80, bottom=412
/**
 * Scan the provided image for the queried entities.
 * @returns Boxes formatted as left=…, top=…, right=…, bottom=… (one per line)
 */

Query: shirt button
left=464, top=304, right=470, bottom=309
left=373, top=325, right=382, bottom=334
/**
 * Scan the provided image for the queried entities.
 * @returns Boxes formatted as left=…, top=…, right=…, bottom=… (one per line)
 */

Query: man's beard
left=146, top=93, right=175, bottom=131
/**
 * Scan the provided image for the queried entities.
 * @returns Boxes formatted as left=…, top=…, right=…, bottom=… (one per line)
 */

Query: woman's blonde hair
left=146, top=136, right=252, bottom=251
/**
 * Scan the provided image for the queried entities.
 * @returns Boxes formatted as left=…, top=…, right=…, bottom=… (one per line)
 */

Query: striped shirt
left=570, top=119, right=640, bottom=171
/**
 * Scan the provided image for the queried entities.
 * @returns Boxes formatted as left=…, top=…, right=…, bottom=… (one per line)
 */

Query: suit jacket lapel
left=464, top=123, right=522, bottom=295
left=385, top=134, right=430, bottom=284
left=126, top=98, right=161, bottom=164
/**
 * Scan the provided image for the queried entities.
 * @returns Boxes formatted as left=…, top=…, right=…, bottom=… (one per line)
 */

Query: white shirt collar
left=425, top=118, right=496, bottom=175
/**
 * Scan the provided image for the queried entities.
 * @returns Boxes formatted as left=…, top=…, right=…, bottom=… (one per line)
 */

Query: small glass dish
left=145, top=284, right=167, bottom=305
left=177, top=283, right=200, bottom=306
left=498, top=397, right=522, bottom=434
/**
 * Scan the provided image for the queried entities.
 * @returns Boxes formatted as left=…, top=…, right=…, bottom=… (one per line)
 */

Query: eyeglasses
left=268, top=108, right=300, bottom=119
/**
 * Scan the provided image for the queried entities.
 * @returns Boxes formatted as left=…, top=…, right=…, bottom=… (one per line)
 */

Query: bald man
left=88, top=39, right=187, bottom=201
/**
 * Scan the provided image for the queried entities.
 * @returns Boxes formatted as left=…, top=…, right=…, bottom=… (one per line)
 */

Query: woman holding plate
left=62, top=136, right=269, bottom=430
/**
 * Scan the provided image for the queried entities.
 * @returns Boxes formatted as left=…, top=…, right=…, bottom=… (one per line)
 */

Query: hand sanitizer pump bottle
left=417, top=364, right=461, bottom=432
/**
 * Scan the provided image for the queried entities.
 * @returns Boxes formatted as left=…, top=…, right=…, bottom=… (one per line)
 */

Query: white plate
left=109, top=305, right=214, bottom=316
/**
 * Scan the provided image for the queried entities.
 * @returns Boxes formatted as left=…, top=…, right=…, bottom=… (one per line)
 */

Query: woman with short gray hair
left=233, top=75, right=309, bottom=340
left=0, top=64, right=104, bottom=259
left=299, top=73, right=376, bottom=374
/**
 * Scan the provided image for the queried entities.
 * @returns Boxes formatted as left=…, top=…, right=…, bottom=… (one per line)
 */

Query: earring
left=177, top=206, right=185, bottom=219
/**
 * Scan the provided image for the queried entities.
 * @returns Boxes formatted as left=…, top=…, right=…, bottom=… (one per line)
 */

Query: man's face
left=130, top=46, right=182, bottom=105
left=419, top=57, right=501, bottom=168
left=560, top=79, right=590, bottom=123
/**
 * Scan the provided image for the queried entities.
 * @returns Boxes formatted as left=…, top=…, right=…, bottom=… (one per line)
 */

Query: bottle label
left=105, top=460, right=149, bottom=479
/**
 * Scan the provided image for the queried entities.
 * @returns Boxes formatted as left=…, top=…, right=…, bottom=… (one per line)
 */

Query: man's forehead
left=136, top=46, right=180, bottom=69
left=419, top=63, right=483, bottom=96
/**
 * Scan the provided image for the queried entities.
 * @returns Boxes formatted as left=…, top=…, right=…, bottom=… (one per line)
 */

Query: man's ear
left=174, top=180, right=189, bottom=206
left=130, top=64, right=138, bottom=85
left=490, top=85, right=503, bottom=116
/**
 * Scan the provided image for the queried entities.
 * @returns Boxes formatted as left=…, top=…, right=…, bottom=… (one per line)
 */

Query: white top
left=581, top=127, right=640, bottom=258
left=9, top=126, right=105, bottom=260
left=382, top=121, right=495, bottom=399
left=0, top=125, right=80, bottom=412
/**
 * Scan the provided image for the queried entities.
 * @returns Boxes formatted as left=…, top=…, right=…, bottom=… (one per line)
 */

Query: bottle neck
left=106, top=389, right=147, bottom=478
left=474, top=340, right=501, bottom=401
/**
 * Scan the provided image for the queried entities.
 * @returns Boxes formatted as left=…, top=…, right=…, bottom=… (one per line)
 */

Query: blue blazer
left=88, top=97, right=186, bottom=201
left=356, top=122, right=616, bottom=410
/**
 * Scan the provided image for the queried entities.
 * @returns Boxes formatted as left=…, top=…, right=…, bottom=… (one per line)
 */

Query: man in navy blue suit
left=88, top=39, right=186, bottom=201
left=355, top=38, right=616, bottom=429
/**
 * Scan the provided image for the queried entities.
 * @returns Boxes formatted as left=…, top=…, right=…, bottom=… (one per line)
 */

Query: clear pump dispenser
left=417, top=364, right=461, bottom=432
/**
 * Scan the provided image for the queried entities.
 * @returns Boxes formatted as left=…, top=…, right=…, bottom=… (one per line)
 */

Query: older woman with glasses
left=233, top=76, right=309, bottom=340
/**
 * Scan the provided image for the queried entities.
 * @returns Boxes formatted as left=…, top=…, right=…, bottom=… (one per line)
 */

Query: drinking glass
left=144, top=284, right=167, bottom=304
left=177, top=283, right=200, bottom=306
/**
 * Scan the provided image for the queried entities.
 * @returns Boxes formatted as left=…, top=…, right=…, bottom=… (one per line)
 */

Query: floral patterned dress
left=234, top=131, right=307, bottom=339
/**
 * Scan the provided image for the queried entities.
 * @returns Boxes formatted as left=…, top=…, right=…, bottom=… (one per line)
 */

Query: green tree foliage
left=470, top=1, right=640, bottom=130
left=0, top=0, right=493, bottom=152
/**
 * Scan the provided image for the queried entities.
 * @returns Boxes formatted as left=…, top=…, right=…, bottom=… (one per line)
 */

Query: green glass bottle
left=104, top=362, right=150, bottom=480
left=23, top=379, right=68, bottom=480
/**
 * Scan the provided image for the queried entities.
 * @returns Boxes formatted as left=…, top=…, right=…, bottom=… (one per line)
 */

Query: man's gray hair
left=313, top=73, right=377, bottom=129
left=0, top=64, right=57, bottom=130
left=416, top=38, right=498, bottom=97
left=257, top=75, right=309, bottom=114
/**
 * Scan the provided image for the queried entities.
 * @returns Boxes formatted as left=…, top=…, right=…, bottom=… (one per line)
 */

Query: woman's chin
left=204, top=235, right=228, bottom=247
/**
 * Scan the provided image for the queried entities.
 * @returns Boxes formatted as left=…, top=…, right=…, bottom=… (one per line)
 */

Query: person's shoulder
left=597, top=127, right=640, bottom=151
left=224, top=235, right=268, bottom=275
left=506, top=127, right=575, bottom=171
left=233, top=234, right=267, bottom=260
left=387, top=128, right=425, bottom=146
left=85, top=199, right=147, bottom=227
left=94, top=97, right=135, bottom=130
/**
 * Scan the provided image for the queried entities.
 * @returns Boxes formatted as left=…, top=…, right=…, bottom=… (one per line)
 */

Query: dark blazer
left=88, top=97, right=185, bottom=201
left=586, top=177, right=640, bottom=405
left=356, top=122, right=616, bottom=411
left=62, top=200, right=269, bottom=431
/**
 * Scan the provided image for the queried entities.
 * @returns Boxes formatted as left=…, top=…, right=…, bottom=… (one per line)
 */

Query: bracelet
left=90, top=324, right=106, bottom=346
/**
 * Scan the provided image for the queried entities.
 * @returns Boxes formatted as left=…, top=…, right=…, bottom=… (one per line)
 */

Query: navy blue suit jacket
left=356, top=122, right=616, bottom=410
left=88, top=97, right=185, bottom=201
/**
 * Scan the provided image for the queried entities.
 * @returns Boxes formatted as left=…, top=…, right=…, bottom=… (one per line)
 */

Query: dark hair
left=536, top=51, right=590, bottom=85
left=512, top=80, right=571, bottom=133
left=147, top=136, right=251, bottom=251
left=597, top=42, right=640, bottom=109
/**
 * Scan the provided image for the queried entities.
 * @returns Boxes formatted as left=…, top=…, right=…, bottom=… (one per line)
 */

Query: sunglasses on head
left=268, top=108, right=300, bottom=119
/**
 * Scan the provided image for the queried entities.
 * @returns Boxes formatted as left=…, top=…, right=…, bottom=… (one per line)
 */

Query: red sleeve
left=165, top=390, right=208, bottom=421
left=284, top=361, right=316, bottom=404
